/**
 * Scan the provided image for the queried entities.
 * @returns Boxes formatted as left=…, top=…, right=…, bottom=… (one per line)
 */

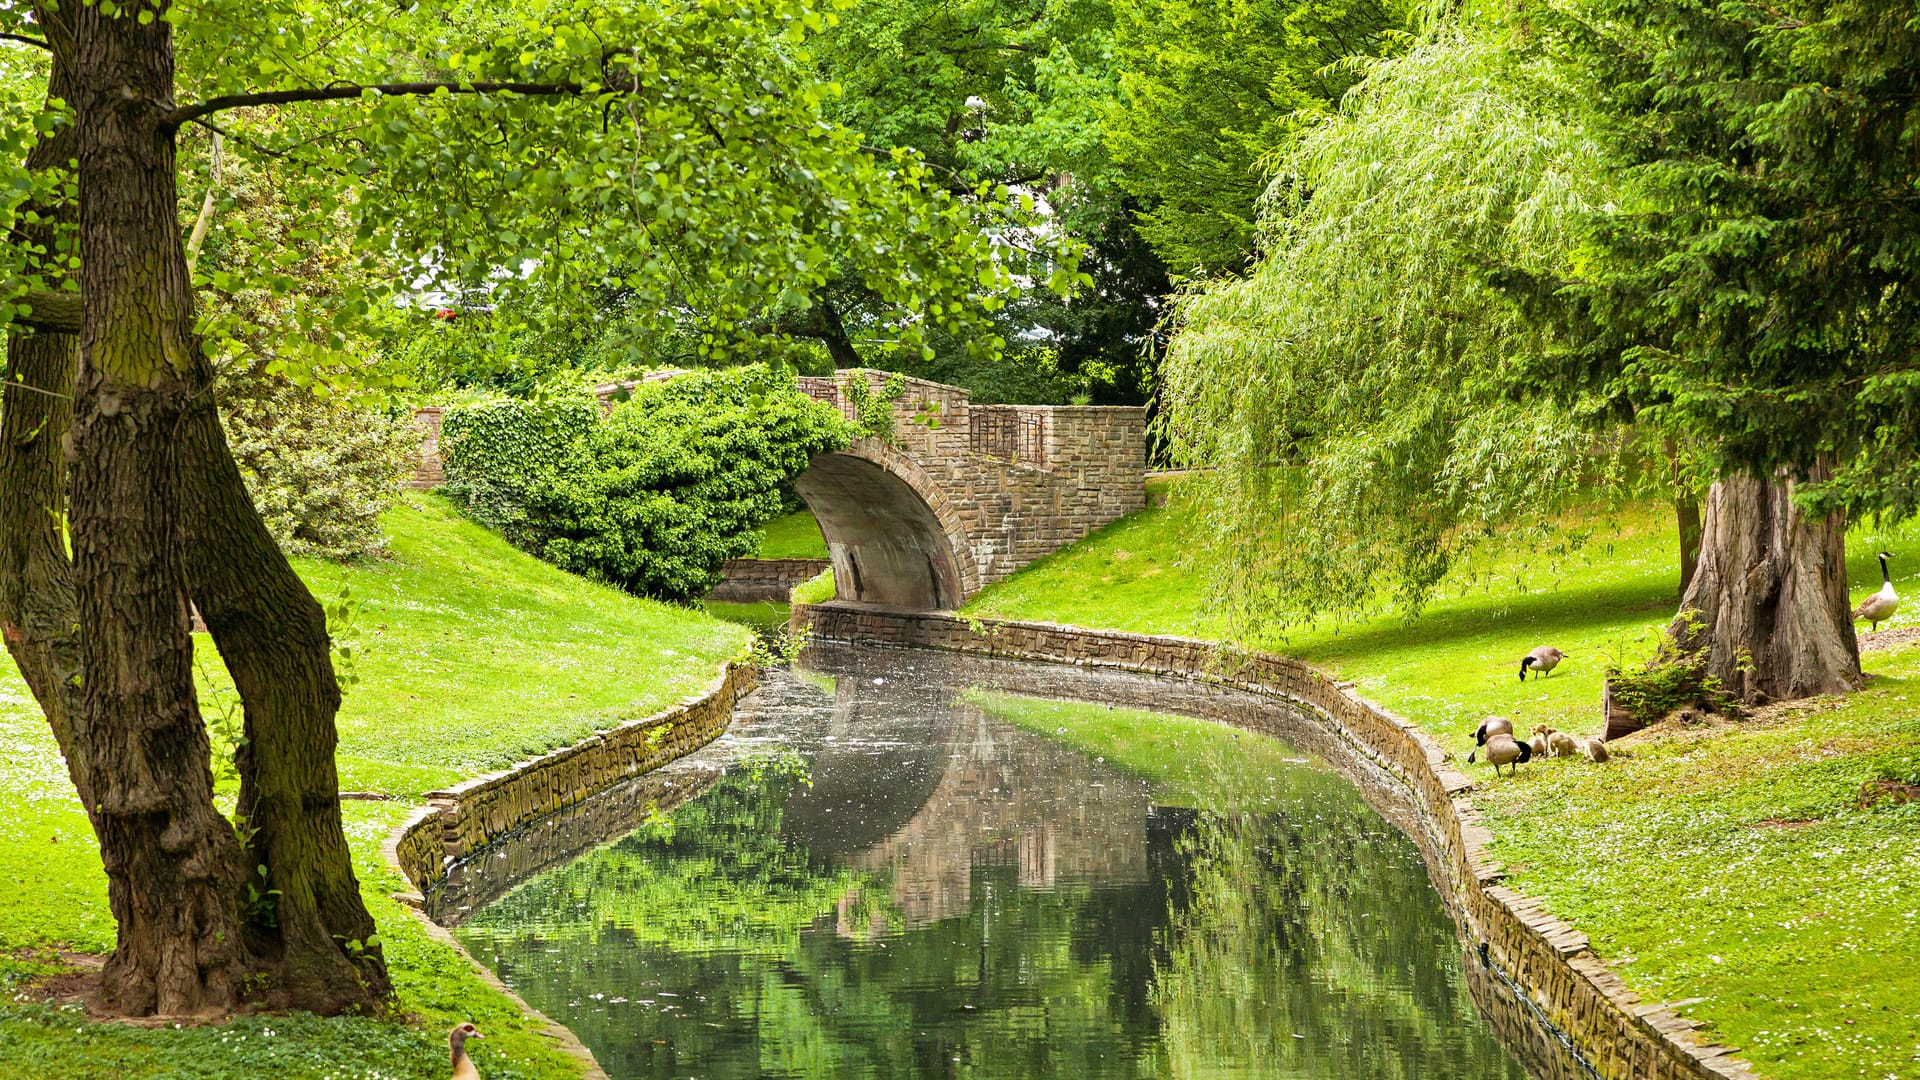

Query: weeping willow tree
left=1157, top=28, right=1627, bottom=631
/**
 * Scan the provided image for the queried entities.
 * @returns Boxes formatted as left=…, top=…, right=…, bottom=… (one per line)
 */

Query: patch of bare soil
left=1858, top=778, right=1920, bottom=810
left=1861, top=626, right=1920, bottom=652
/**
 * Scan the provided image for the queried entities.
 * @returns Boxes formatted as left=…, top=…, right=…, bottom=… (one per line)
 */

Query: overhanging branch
left=7, top=292, right=81, bottom=335
left=162, top=80, right=587, bottom=129
left=0, top=31, right=51, bottom=51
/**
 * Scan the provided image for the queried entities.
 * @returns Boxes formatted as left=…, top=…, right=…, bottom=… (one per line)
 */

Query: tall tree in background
left=1538, top=0, right=1920, bottom=699
left=0, top=0, right=1036, bottom=1016
left=1105, top=0, right=1409, bottom=276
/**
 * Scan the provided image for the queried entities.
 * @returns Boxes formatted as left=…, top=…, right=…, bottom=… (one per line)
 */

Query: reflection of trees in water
left=462, top=755, right=894, bottom=960
left=1151, top=808, right=1528, bottom=1080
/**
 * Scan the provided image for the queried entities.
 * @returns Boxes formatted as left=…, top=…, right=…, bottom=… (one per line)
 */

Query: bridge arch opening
left=794, top=449, right=969, bottom=610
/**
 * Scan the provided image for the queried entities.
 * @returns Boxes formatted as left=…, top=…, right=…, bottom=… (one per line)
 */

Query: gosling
left=1583, top=737, right=1610, bottom=763
left=1519, top=646, right=1566, bottom=680
left=1529, top=725, right=1553, bottom=758
left=450, top=1023, right=484, bottom=1080
left=1548, top=730, right=1581, bottom=758
left=1481, top=731, right=1532, bottom=777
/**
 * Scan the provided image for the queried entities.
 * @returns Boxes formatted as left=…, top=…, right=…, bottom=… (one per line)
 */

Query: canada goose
left=1482, top=731, right=1532, bottom=777
left=1529, top=725, right=1553, bottom=758
left=1583, top=737, right=1610, bottom=763
left=1519, top=646, right=1565, bottom=680
left=1468, top=716, right=1514, bottom=762
left=1548, top=730, right=1580, bottom=758
left=450, top=1023, right=484, bottom=1080
left=1852, top=552, right=1900, bottom=632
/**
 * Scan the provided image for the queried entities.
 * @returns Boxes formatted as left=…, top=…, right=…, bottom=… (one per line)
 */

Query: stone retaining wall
left=792, top=601, right=1762, bottom=1080
left=384, top=661, right=755, bottom=902
left=705, top=557, right=830, bottom=604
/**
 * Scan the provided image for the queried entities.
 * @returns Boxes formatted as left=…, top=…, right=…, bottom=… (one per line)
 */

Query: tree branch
left=6, top=291, right=81, bottom=335
left=0, top=31, right=51, bottom=50
left=162, top=80, right=586, bottom=128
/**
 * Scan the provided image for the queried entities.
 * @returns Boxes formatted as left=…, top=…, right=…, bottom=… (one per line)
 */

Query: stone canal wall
left=383, top=661, right=755, bottom=904
left=791, top=600, right=1761, bottom=1080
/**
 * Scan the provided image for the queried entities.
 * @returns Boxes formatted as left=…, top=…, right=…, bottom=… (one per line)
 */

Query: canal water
left=451, top=645, right=1534, bottom=1080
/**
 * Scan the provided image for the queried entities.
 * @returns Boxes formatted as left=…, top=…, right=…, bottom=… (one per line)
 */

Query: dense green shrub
left=439, top=396, right=602, bottom=541
left=217, top=371, right=416, bottom=560
left=441, top=368, right=854, bottom=600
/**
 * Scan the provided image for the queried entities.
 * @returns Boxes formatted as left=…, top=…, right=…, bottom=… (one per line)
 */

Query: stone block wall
left=384, top=662, right=755, bottom=902
left=407, top=406, right=445, bottom=490
left=799, top=370, right=1146, bottom=604
left=791, top=601, right=1762, bottom=1080
left=706, top=558, right=831, bottom=603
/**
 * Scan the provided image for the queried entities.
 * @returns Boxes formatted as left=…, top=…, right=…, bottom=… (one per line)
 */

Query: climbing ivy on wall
left=441, top=368, right=854, bottom=599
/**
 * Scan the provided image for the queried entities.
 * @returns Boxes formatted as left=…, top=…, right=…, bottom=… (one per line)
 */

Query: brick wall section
left=407, top=407, right=445, bottom=490
left=383, top=662, right=756, bottom=902
left=792, top=601, right=1763, bottom=1080
left=706, top=558, right=831, bottom=603
left=817, top=370, right=1146, bottom=599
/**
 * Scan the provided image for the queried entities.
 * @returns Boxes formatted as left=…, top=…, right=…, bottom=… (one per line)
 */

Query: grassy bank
left=0, top=494, right=752, bottom=1079
left=961, top=487, right=1920, bottom=1080
left=754, top=508, right=828, bottom=559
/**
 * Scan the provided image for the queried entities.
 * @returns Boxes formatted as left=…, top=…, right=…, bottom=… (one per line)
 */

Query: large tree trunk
left=0, top=10, right=85, bottom=790
left=180, top=409, right=393, bottom=1010
left=61, top=1, right=391, bottom=1015
left=1668, top=469, right=1860, bottom=702
left=68, top=2, right=251, bottom=1016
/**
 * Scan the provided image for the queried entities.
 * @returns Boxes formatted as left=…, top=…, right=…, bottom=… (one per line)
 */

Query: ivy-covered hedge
left=440, top=367, right=854, bottom=599
left=439, top=396, right=601, bottom=541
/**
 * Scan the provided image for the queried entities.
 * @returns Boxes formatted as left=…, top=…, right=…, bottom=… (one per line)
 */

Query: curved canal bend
left=444, top=645, right=1550, bottom=1079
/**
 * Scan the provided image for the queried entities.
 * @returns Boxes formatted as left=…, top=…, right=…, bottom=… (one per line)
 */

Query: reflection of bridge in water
left=786, top=675, right=1151, bottom=929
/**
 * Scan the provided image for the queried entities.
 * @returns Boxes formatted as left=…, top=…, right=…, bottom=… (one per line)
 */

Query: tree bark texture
left=68, top=2, right=251, bottom=1016
left=181, top=408, right=393, bottom=1009
left=1, top=7, right=85, bottom=791
left=1669, top=470, right=1860, bottom=702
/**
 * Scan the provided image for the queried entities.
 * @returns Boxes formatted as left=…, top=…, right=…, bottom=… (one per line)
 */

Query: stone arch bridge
left=410, top=369, right=1147, bottom=611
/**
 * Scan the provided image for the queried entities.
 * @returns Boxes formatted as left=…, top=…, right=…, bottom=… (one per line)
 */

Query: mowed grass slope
left=0, top=494, right=751, bottom=1079
left=963, top=484, right=1920, bottom=1080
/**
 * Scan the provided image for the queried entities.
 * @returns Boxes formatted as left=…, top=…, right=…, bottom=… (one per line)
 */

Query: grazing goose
left=1468, top=716, right=1514, bottom=762
left=1519, top=646, right=1565, bottom=681
left=1852, top=551, right=1900, bottom=632
left=450, top=1023, right=484, bottom=1080
left=1481, top=731, right=1532, bottom=777
left=1548, top=730, right=1580, bottom=758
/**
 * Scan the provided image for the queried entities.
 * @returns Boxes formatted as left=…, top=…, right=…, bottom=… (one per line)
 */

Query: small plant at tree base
left=1605, top=613, right=1744, bottom=721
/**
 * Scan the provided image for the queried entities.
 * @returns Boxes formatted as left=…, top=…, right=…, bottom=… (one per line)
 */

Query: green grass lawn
left=754, top=508, right=828, bottom=559
left=962, top=484, right=1920, bottom=1080
left=0, top=494, right=752, bottom=1079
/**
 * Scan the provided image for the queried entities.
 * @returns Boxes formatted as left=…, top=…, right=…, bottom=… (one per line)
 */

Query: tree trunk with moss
left=1668, top=469, right=1859, bottom=702
left=53, top=1, right=389, bottom=1015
